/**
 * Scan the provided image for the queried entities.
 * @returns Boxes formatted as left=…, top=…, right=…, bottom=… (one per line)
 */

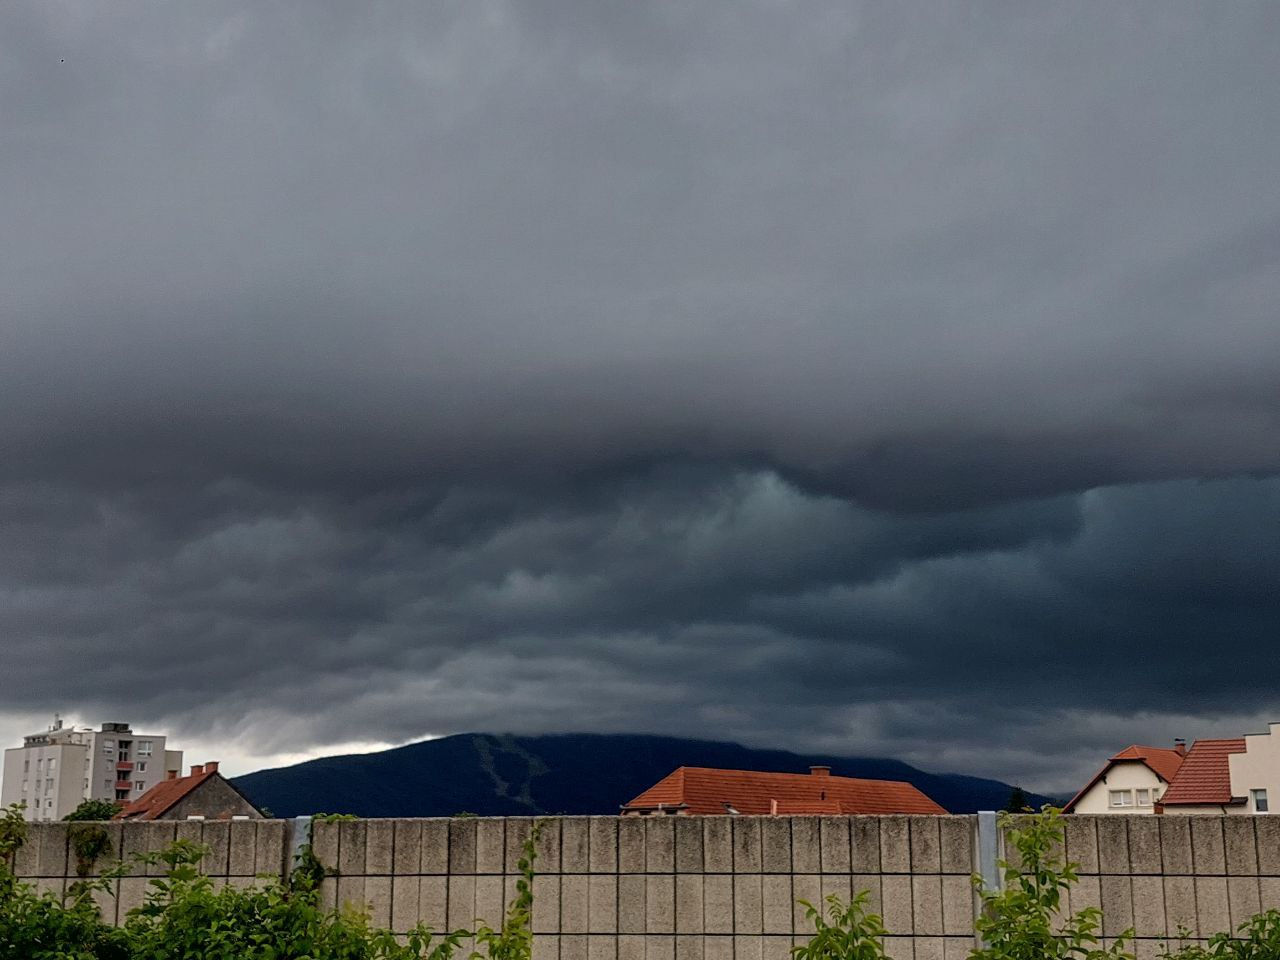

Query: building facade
left=1063, top=744, right=1185, bottom=814
left=0, top=719, right=183, bottom=821
left=116, top=761, right=262, bottom=821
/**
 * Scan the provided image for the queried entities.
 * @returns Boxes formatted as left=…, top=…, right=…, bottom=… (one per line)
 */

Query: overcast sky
left=2, top=2, right=1280, bottom=794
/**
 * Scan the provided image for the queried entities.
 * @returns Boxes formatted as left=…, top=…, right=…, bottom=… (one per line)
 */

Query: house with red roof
left=1063, top=743, right=1187, bottom=814
left=115, top=761, right=263, bottom=822
left=621, top=764, right=947, bottom=816
left=1156, top=739, right=1249, bottom=814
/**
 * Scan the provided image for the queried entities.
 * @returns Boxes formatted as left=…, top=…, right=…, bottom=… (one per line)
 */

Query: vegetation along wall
left=12, top=814, right=1280, bottom=960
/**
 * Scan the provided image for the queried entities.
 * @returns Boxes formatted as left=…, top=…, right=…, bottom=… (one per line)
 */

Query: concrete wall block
left=477, top=874, right=507, bottom=927
left=761, top=818, right=790, bottom=873
left=1158, top=818, right=1193, bottom=876
left=913, top=937, right=944, bottom=960
left=392, top=820, right=422, bottom=874
left=1100, top=876, right=1135, bottom=936
left=420, top=875, right=448, bottom=929
left=1259, top=877, right=1280, bottom=911
left=790, top=818, right=820, bottom=874
left=591, top=818, right=619, bottom=873
left=882, top=936, right=915, bottom=960
left=704, top=819, right=733, bottom=873
left=142, top=822, right=178, bottom=876
left=78, top=822, right=124, bottom=878
left=532, top=875, right=561, bottom=934
left=1163, top=877, right=1197, bottom=937
left=819, top=873, right=851, bottom=908
left=1063, top=817, right=1100, bottom=875
left=647, top=934, right=676, bottom=960
left=647, top=818, right=675, bottom=873
left=319, top=875, right=338, bottom=912
left=942, top=937, right=973, bottom=960
left=505, top=819, right=534, bottom=874
left=589, top=874, right=619, bottom=933
left=365, top=875, right=393, bottom=928
left=1194, top=877, right=1230, bottom=939
left=703, top=935, right=733, bottom=960
left=1097, top=819, right=1130, bottom=874
left=675, top=817, right=704, bottom=873
left=846, top=818, right=878, bottom=873
left=704, top=875, right=733, bottom=934
left=675, top=935, right=703, bottom=960
left=940, top=875, right=972, bottom=936
left=1127, top=818, right=1162, bottom=875
left=880, top=817, right=911, bottom=874
left=791, top=875, right=821, bottom=933
left=338, top=875, right=368, bottom=914
left=1131, top=876, right=1166, bottom=937
left=734, top=873, right=763, bottom=934
left=909, top=818, right=941, bottom=873
left=733, top=934, right=763, bottom=960
left=117, top=876, right=149, bottom=918
left=937, top=818, right=971, bottom=874
left=761, top=935, right=791, bottom=960
left=1223, top=819, right=1258, bottom=876
left=620, top=874, right=648, bottom=933
left=562, top=819, right=590, bottom=874
left=562, top=934, right=588, bottom=960
left=1073, top=875, right=1101, bottom=918
left=619, top=818, right=646, bottom=873
left=422, top=819, right=450, bottom=874
left=1190, top=819, right=1226, bottom=875
left=852, top=874, right=883, bottom=915
left=449, top=875, right=477, bottom=930
left=88, top=878, right=118, bottom=925
left=592, top=935, right=619, bottom=960
left=819, top=818, right=850, bottom=874
left=881, top=875, right=914, bottom=935
left=562, top=875, right=591, bottom=933
left=761, top=875, right=792, bottom=935
left=32, top=822, right=68, bottom=877
left=676, top=874, right=705, bottom=933
left=1227, top=876, right=1261, bottom=931
left=1256, top=818, right=1280, bottom=875
left=309, top=820, right=338, bottom=874
left=337, top=819, right=368, bottom=878
left=450, top=818, right=477, bottom=875
left=912, top=875, right=943, bottom=936
left=254, top=820, right=287, bottom=878
left=476, top=819, right=507, bottom=874
left=647, top=875, right=676, bottom=933
left=535, top=934, right=562, bottom=960
left=362, top=819, right=394, bottom=875
left=619, top=934, right=645, bottom=960
left=537, top=819, right=563, bottom=874
left=734, top=818, right=763, bottom=873
left=391, top=875, right=421, bottom=933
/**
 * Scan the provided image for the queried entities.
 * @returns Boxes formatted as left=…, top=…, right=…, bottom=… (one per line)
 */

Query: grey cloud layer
left=2, top=2, right=1279, bottom=787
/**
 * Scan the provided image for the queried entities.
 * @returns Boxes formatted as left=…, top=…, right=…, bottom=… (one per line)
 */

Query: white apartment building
left=0, top=718, right=183, bottom=821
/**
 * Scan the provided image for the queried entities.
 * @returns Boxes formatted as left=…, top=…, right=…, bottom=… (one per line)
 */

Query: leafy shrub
left=65, top=798, right=122, bottom=822
left=970, top=807, right=1132, bottom=960
left=791, top=891, right=890, bottom=960
left=1160, top=910, right=1280, bottom=960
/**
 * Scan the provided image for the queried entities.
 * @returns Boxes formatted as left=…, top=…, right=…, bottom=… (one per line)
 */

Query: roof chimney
left=190, top=764, right=204, bottom=776
left=166, top=770, right=178, bottom=780
left=204, top=761, right=219, bottom=773
left=1174, top=739, right=1188, bottom=757
left=809, top=765, right=831, bottom=777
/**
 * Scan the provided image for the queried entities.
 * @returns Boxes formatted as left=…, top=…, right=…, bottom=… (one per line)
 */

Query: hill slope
left=233, top=733, right=1053, bottom=817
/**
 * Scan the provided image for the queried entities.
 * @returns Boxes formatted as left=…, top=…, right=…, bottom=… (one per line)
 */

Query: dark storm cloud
left=2, top=1, right=1279, bottom=788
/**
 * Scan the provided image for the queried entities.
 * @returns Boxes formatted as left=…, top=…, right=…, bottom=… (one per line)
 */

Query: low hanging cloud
left=2, top=1, right=1279, bottom=791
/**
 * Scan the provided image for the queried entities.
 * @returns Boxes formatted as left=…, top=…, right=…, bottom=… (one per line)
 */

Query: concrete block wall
left=10, top=815, right=1280, bottom=959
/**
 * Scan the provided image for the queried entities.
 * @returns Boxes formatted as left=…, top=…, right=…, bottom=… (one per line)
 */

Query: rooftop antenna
left=52, top=713, right=62, bottom=731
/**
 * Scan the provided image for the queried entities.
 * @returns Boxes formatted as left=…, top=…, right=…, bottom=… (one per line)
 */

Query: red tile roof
left=1158, top=739, right=1247, bottom=807
left=114, top=762, right=251, bottom=821
left=622, top=766, right=947, bottom=815
left=1063, top=744, right=1187, bottom=813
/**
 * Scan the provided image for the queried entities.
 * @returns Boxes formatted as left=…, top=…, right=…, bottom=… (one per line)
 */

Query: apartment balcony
left=115, top=761, right=134, bottom=772
left=115, top=780, right=133, bottom=791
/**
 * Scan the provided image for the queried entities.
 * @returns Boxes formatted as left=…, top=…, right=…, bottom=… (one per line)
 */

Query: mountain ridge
left=232, top=732, right=1055, bottom=817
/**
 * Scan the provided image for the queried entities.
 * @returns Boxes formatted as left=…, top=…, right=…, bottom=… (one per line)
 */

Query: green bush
left=1160, top=910, right=1280, bottom=960
left=791, top=891, right=890, bottom=960
left=970, top=807, right=1133, bottom=960
left=65, top=799, right=122, bottom=822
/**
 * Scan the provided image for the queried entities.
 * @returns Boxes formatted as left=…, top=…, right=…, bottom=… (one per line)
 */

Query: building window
left=135, top=781, right=146, bottom=792
left=47, top=758, right=56, bottom=772
left=23, top=759, right=29, bottom=773
left=1136, top=788, right=1151, bottom=806
left=1109, top=790, right=1134, bottom=808
left=20, top=780, right=27, bottom=793
left=137, top=761, right=147, bottom=772
left=1253, top=789, right=1269, bottom=813
left=137, top=741, right=153, bottom=757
